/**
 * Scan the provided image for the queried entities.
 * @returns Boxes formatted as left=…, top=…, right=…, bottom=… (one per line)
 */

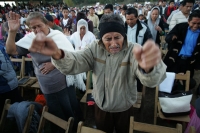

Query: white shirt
left=127, top=24, right=137, bottom=44
left=169, top=11, right=190, bottom=31
left=120, top=14, right=126, bottom=23
left=63, top=18, right=69, bottom=27
left=167, top=9, right=180, bottom=24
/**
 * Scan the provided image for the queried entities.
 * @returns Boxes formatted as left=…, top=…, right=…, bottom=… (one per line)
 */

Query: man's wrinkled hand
left=133, top=40, right=161, bottom=73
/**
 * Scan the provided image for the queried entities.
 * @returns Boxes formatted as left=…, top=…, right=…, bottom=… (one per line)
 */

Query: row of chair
left=10, top=56, right=40, bottom=96
left=0, top=99, right=196, bottom=133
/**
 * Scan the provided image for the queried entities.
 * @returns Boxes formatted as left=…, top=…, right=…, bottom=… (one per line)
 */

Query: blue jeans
left=44, top=86, right=83, bottom=133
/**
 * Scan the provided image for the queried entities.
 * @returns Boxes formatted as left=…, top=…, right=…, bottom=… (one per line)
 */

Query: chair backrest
left=77, top=121, right=106, bottom=133
left=10, top=56, right=25, bottom=79
left=0, top=99, right=35, bottom=133
left=129, top=116, right=182, bottom=133
left=189, top=126, right=196, bottom=133
left=37, top=106, right=74, bottom=133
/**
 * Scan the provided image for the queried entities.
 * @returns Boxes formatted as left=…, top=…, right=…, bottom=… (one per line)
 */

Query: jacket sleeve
left=165, top=24, right=179, bottom=44
left=135, top=60, right=167, bottom=88
left=169, top=14, right=177, bottom=31
left=143, top=25, right=153, bottom=44
left=0, top=51, right=8, bottom=75
left=51, top=44, right=94, bottom=75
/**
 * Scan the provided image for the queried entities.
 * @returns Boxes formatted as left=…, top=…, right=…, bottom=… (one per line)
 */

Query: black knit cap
left=45, top=14, right=53, bottom=22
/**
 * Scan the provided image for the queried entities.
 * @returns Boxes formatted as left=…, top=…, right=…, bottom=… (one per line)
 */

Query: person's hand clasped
left=40, top=62, right=55, bottom=75
left=172, top=35, right=177, bottom=41
left=133, top=40, right=161, bottom=73
left=29, top=32, right=62, bottom=60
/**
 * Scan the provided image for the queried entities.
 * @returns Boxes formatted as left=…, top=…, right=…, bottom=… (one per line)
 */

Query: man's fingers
left=133, top=45, right=142, bottom=62
left=142, top=39, right=155, bottom=52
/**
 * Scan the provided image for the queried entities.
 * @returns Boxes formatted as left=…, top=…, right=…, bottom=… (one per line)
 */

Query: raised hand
left=29, top=32, right=61, bottom=59
left=6, top=11, right=20, bottom=32
left=133, top=40, right=161, bottom=73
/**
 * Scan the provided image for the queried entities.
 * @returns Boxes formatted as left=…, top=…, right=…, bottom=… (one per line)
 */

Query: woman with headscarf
left=5, top=11, right=83, bottom=132
left=70, top=19, right=96, bottom=51
left=73, top=12, right=93, bottom=33
left=145, top=7, right=165, bottom=46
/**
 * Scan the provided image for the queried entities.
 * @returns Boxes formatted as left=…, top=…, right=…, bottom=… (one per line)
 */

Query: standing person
left=103, top=4, right=114, bottom=15
left=120, top=5, right=127, bottom=23
left=74, top=12, right=93, bottom=33
left=0, top=44, right=24, bottom=118
left=167, top=0, right=184, bottom=25
left=164, top=10, right=200, bottom=79
left=60, top=6, right=73, bottom=34
left=45, top=14, right=63, bottom=32
left=125, top=7, right=153, bottom=92
left=125, top=7, right=152, bottom=46
left=164, top=0, right=176, bottom=28
left=87, top=7, right=99, bottom=38
left=169, top=0, right=194, bottom=31
left=28, top=14, right=166, bottom=133
left=70, top=19, right=96, bottom=51
left=145, top=7, right=165, bottom=46
left=5, top=11, right=83, bottom=133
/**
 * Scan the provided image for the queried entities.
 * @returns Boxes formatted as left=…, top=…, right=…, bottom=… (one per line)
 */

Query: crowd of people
left=0, top=0, right=200, bottom=133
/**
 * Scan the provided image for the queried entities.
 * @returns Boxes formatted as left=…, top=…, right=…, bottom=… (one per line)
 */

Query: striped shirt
left=169, top=11, right=189, bottom=31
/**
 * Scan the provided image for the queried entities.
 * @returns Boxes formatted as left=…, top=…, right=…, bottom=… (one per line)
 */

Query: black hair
left=76, top=12, right=88, bottom=22
left=182, top=0, right=195, bottom=6
left=71, top=10, right=75, bottom=13
left=62, top=6, right=69, bottom=11
left=125, top=7, right=138, bottom=17
left=189, top=10, right=200, bottom=21
left=104, top=4, right=113, bottom=11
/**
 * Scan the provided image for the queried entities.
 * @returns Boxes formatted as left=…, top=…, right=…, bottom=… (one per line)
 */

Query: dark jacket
left=144, top=19, right=165, bottom=46
left=60, top=17, right=73, bottom=33
left=0, top=45, right=18, bottom=93
left=164, top=22, right=200, bottom=76
left=125, top=20, right=152, bottom=45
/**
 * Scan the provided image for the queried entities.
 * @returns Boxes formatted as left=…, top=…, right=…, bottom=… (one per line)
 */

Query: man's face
left=126, top=14, right=137, bottom=28
left=89, top=8, right=94, bottom=14
left=62, top=9, right=69, bottom=18
left=169, top=2, right=175, bottom=8
left=102, top=32, right=124, bottom=54
left=29, top=18, right=49, bottom=35
left=71, top=11, right=75, bottom=17
left=182, top=3, right=193, bottom=14
left=163, top=1, right=166, bottom=7
left=188, top=17, right=200, bottom=31
left=104, top=9, right=113, bottom=15
left=121, top=10, right=126, bottom=15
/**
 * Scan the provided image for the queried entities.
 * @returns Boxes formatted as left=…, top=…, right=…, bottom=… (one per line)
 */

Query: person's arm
left=132, top=41, right=166, bottom=88
left=169, top=14, right=177, bottom=31
left=6, top=31, right=18, bottom=55
left=165, top=23, right=179, bottom=44
left=5, top=11, right=21, bottom=55
left=51, top=46, right=94, bottom=75
left=143, top=25, right=153, bottom=45
left=0, top=50, right=8, bottom=75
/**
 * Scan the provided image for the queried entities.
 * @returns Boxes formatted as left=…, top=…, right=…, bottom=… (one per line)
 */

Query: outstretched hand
left=6, top=11, right=20, bottom=32
left=133, top=40, right=161, bottom=73
left=29, top=32, right=62, bottom=59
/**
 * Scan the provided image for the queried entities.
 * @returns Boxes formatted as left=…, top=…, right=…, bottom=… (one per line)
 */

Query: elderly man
left=29, top=14, right=166, bottom=133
